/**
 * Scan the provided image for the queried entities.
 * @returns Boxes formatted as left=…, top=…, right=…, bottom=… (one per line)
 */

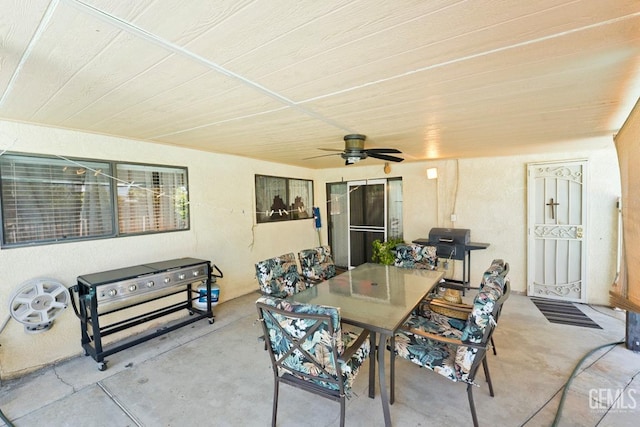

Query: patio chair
left=393, top=243, right=438, bottom=270
left=298, top=245, right=337, bottom=283
left=427, top=259, right=510, bottom=355
left=392, top=262, right=510, bottom=427
left=393, top=242, right=446, bottom=318
left=255, top=252, right=313, bottom=298
left=256, top=296, right=371, bottom=427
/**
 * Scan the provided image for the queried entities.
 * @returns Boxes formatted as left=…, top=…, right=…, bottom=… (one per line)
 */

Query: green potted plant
left=371, top=237, right=404, bottom=265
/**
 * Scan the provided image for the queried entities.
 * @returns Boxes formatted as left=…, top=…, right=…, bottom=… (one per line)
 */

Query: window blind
left=116, top=164, right=189, bottom=234
left=1, top=154, right=190, bottom=247
left=0, top=155, right=114, bottom=246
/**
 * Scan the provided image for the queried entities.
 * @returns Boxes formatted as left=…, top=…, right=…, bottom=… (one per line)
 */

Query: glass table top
left=289, top=263, right=444, bottom=334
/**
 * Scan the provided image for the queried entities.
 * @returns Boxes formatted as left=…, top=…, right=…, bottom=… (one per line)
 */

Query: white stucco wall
left=0, top=120, right=621, bottom=379
left=0, top=120, right=320, bottom=378
left=315, top=144, right=621, bottom=305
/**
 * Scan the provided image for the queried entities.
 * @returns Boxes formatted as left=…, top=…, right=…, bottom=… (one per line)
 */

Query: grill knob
left=192, top=271, right=199, bottom=277
left=129, top=284, right=137, bottom=292
left=164, top=277, right=171, bottom=284
left=178, top=274, right=186, bottom=280
left=146, top=281, right=155, bottom=288
left=108, top=289, right=117, bottom=297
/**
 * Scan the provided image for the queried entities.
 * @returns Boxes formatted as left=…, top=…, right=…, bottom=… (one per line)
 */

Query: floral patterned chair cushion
left=394, top=243, right=437, bottom=270
left=403, top=308, right=467, bottom=339
left=255, top=253, right=312, bottom=298
left=455, top=273, right=505, bottom=381
left=480, top=259, right=508, bottom=289
left=395, top=321, right=467, bottom=383
left=298, top=246, right=337, bottom=282
left=256, top=295, right=370, bottom=393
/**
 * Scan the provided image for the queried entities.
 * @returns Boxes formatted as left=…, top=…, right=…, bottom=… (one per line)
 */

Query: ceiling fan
left=307, top=134, right=404, bottom=165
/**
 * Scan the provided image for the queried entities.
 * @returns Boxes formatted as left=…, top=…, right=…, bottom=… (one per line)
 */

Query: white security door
left=527, top=160, right=587, bottom=302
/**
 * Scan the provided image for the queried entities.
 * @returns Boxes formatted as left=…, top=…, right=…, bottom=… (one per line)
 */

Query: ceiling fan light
left=346, top=156, right=360, bottom=164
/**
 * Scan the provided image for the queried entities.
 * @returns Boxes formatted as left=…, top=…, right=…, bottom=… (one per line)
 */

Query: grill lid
left=428, top=228, right=470, bottom=245
left=78, top=265, right=157, bottom=286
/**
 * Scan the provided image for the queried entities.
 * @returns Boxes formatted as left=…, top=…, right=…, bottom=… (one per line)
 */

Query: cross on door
left=546, top=198, right=560, bottom=219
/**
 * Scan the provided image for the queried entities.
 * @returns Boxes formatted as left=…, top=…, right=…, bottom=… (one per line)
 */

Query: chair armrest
left=338, top=328, right=370, bottom=362
left=399, top=326, right=486, bottom=350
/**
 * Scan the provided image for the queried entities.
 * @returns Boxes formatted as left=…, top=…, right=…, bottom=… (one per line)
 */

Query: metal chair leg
left=467, top=383, right=479, bottom=427
left=340, top=397, right=346, bottom=427
left=390, top=335, right=395, bottom=405
left=272, top=379, right=279, bottom=427
left=491, top=336, right=497, bottom=355
left=482, top=357, right=495, bottom=397
left=369, top=331, right=376, bottom=398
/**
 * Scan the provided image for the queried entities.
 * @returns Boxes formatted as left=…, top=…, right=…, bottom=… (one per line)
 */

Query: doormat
left=530, top=297, right=602, bottom=329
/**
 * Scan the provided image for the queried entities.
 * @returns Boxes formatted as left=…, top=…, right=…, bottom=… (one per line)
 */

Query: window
left=116, top=163, right=189, bottom=234
left=0, top=153, right=189, bottom=247
left=255, top=175, right=313, bottom=223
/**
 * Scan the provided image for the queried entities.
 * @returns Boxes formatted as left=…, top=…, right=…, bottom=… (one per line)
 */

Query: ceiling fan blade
left=302, top=153, right=342, bottom=160
left=366, top=148, right=402, bottom=154
left=367, top=152, right=404, bottom=162
left=304, top=135, right=402, bottom=164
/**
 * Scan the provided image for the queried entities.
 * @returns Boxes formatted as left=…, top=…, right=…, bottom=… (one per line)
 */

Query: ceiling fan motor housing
left=342, top=134, right=367, bottom=162
left=337, top=133, right=402, bottom=164
left=343, top=134, right=366, bottom=150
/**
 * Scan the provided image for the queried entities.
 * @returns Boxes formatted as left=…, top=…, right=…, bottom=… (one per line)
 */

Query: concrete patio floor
left=1, top=291, right=639, bottom=426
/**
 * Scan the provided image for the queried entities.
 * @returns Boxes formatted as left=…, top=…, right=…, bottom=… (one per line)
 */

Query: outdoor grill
left=413, top=228, right=489, bottom=288
left=427, top=227, right=471, bottom=260
left=71, top=257, right=221, bottom=371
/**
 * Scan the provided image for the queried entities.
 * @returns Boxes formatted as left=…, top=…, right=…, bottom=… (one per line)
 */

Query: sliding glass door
left=327, top=178, right=403, bottom=269
left=348, top=180, right=385, bottom=268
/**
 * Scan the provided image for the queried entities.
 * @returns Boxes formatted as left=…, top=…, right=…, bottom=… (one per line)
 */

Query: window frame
left=0, top=152, right=190, bottom=248
left=115, top=160, right=191, bottom=237
left=255, top=174, right=314, bottom=224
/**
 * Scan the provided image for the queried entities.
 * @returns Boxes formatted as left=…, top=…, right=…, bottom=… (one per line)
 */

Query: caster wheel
left=98, top=362, right=107, bottom=371
left=208, top=318, right=214, bottom=324
left=189, top=311, right=194, bottom=316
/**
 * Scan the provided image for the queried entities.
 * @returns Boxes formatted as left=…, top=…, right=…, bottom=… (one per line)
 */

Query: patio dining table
left=289, top=263, right=443, bottom=426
